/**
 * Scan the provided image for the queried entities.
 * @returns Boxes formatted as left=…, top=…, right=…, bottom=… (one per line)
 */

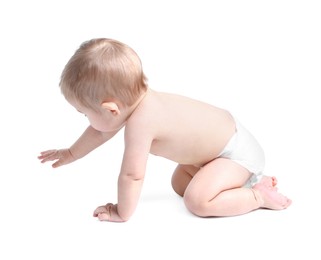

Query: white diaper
left=218, top=118, right=265, bottom=187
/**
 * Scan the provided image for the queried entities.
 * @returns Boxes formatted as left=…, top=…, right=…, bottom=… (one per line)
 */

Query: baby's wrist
left=68, top=148, right=78, bottom=161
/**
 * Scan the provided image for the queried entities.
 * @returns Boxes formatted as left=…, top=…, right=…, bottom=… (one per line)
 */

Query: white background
left=1, top=0, right=320, bottom=259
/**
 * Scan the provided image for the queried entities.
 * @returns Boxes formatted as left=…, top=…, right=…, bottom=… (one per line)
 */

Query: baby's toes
left=282, top=197, right=292, bottom=209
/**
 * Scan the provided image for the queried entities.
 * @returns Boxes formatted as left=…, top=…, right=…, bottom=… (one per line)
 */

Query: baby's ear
left=101, top=102, right=120, bottom=115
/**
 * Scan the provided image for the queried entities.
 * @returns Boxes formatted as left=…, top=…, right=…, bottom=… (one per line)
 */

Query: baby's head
left=60, top=38, right=148, bottom=111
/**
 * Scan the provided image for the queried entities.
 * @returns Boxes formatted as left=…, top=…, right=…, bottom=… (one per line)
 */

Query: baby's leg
left=183, top=158, right=259, bottom=217
left=171, top=164, right=199, bottom=197
left=183, top=158, right=290, bottom=217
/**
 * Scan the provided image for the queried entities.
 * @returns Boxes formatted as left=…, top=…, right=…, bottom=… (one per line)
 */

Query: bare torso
left=127, top=89, right=236, bottom=167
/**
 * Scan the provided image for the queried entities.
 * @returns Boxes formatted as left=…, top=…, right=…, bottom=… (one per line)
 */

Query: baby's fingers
left=97, top=212, right=110, bottom=221
left=38, top=150, right=56, bottom=158
left=38, top=150, right=59, bottom=163
left=93, top=205, right=109, bottom=217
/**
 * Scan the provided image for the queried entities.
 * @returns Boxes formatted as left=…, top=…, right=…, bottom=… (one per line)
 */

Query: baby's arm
left=38, top=125, right=119, bottom=168
left=94, top=126, right=152, bottom=222
left=69, top=125, right=118, bottom=160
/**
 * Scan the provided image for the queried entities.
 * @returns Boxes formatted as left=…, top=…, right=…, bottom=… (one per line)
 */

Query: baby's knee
left=171, top=175, right=185, bottom=197
left=171, top=165, right=195, bottom=197
left=183, top=193, right=209, bottom=217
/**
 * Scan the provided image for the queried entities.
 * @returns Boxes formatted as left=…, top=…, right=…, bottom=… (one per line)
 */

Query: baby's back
left=132, top=89, right=236, bottom=167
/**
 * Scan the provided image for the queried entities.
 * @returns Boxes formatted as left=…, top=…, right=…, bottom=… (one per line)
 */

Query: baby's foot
left=259, top=175, right=278, bottom=190
left=252, top=181, right=292, bottom=210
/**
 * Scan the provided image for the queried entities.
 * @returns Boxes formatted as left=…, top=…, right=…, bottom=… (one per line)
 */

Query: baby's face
left=67, top=98, right=125, bottom=132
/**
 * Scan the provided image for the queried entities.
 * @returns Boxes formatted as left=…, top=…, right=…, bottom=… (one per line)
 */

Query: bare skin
left=252, top=176, right=292, bottom=210
left=171, top=162, right=291, bottom=217
left=38, top=88, right=291, bottom=221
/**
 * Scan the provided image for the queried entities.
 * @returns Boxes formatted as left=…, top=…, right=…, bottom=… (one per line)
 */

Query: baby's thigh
left=184, top=158, right=251, bottom=200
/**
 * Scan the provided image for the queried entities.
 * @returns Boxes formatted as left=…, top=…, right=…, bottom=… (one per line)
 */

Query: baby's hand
left=93, top=203, right=125, bottom=222
left=38, top=149, right=76, bottom=168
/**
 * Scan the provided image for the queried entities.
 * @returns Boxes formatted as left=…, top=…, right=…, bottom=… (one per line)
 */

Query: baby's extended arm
left=38, top=125, right=119, bottom=168
left=69, top=125, right=118, bottom=160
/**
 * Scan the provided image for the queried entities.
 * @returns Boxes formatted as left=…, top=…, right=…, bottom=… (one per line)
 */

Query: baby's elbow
left=123, top=172, right=145, bottom=181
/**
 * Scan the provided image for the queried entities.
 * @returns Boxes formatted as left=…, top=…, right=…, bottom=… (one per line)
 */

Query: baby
left=38, top=38, right=291, bottom=222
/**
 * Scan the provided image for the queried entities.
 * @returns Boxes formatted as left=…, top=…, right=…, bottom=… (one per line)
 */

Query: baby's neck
left=123, top=88, right=150, bottom=120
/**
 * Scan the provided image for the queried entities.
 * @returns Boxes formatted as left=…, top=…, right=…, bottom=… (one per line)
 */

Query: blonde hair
left=60, top=38, right=148, bottom=110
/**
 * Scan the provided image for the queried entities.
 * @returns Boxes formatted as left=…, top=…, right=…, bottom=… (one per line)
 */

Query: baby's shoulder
left=126, top=99, right=157, bottom=132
